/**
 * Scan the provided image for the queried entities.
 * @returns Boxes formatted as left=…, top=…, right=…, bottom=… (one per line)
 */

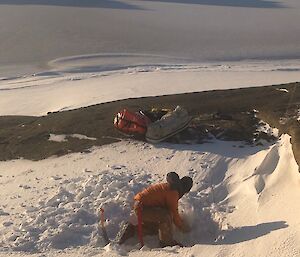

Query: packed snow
left=0, top=133, right=300, bottom=257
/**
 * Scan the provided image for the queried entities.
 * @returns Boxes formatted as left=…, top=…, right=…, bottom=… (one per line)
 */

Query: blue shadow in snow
left=154, top=140, right=273, bottom=159
left=218, top=221, right=288, bottom=244
left=143, top=0, right=285, bottom=8
left=0, top=0, right=142, bottom=10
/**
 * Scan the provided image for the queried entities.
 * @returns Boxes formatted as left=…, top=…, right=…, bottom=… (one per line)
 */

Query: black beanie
left=166, top=172, right=180, bottom=185
left=180, top=176, right=193, bottom=194
left=166, top=172, right=180, bottom=191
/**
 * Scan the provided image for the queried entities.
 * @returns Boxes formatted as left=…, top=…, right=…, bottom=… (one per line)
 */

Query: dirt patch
left=0, top=82, right=299, bottom=169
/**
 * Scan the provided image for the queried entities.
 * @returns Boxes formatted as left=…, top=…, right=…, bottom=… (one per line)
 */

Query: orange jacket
left=134, top=183, right=184, bottom=230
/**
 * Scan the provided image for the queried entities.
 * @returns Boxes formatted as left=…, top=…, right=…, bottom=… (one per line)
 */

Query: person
left=118, top=172, right=193, bottom=247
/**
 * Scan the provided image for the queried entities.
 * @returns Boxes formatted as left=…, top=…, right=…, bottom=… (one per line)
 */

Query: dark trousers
left=135, top=206, right=174, bottom=244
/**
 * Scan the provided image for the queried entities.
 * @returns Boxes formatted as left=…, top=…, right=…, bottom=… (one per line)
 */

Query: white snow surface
left=48, top=134, right=68, bottom=143
left=1, top=58, right=300, bottom=116
left=0, top=135, right=300, bottom=257
left=49, top=134, right=97, bottom=142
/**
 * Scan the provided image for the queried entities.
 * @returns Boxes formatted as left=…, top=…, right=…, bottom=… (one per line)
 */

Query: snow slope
left=0, top=131, right=300, bottom=257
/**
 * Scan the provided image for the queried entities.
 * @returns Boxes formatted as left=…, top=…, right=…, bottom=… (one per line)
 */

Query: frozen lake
left=0, top=0, right=300, bottom=76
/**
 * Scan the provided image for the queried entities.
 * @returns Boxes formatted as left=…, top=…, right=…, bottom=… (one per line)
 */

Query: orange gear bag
left=114, top=109, right=151, bottom=135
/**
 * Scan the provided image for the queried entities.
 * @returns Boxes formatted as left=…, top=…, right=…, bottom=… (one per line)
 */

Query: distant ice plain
left=1, top=0, right=300, bottom=77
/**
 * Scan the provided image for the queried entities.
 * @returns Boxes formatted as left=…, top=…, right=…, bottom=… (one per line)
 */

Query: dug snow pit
left=0, top=172, right=152, bottom=252
left=0, top=169, right=224, bottom=253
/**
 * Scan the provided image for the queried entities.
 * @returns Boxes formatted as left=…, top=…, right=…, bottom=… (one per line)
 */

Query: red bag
left=114, top=109, right=151, bottom=135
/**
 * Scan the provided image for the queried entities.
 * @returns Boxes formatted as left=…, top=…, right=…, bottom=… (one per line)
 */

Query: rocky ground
left=0, top=82, right=299, bottom=169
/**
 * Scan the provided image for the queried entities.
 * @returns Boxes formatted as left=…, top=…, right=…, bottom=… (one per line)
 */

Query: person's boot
left=116, top=222, right=135, bottom=244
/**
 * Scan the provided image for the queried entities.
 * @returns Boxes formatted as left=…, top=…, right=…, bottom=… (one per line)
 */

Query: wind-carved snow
left=253, top=145, right=280, bottom=194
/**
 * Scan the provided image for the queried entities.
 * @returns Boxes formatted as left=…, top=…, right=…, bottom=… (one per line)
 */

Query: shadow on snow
left=143, top=0, right=285, bottom=8
left=154, top=140, right=272, bottom=159
left=219, top=221, right=288, bottom=244
left=0, top=0, right=143, bottom=10
left=0, top=0, right=286, bottom=9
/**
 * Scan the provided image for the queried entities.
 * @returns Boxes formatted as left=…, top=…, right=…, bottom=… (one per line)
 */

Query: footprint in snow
left=7, top=234, right=18, bottom=242
left=201, top=163, right=209, bottom=169
left=3, top=221, right=13, bottom=227
left=25, top=169, right=34, bottom=175
left=51, top=175, right=62, bottom=180
left=83, top=168, right=93, bottom=173
left=110, top=165, right=126, bottom=170
left=18, top=185, right=31, bottom=190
